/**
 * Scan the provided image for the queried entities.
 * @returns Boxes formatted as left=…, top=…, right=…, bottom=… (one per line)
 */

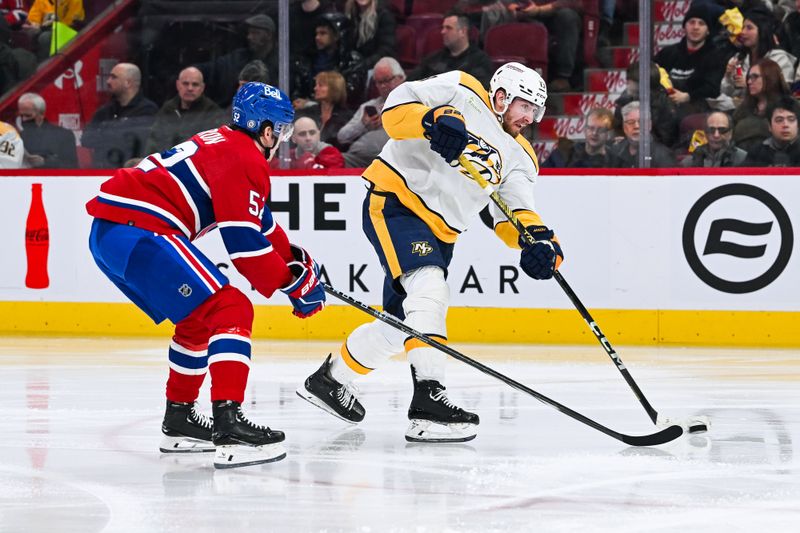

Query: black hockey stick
left=457, top=155, right=667, bottom=426
left=323, top=283, right=683, bottom=446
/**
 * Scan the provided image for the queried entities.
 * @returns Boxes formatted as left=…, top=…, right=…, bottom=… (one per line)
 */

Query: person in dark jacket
left=745, top=95, right=800, bottom=166
left=408, top=11, right=494, bottom=89
left=82, top=62, right=158, bottom=168
left=197, top=14, right=279, bottom=107
left=682, top=111, right=747, bottom=167
left=290, top=0, right=335, bottom=56
left=16, top=92, right=78, bottom=169
left=344, top=0, right=396, bottom=68
left=542, top=108, right=615, bottom=168
left=609, top=101, right=677, bottom=168
left=291, top=12, right=367, bottom=106
left=614, top=61, right=680, bottom=148
left=145, top=67, right=222, bottom=154
left=654, top=4, right=729, bottom=117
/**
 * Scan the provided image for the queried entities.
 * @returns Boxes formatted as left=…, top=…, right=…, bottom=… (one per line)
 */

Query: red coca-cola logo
left=657, top=1, right=690, bottom=22
left=26, top=228, right=49, bottom=243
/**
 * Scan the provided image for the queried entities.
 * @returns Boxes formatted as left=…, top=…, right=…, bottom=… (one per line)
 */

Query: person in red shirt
left=289, top=115, right=344, bottom=169
left=86, top=82, right=326, bottom=469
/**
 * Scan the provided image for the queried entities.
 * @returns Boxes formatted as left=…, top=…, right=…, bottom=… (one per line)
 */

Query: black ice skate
left=406, top=367, right=479, bottom=443
left=296, top=354, right=365, bottom=424
left=159, top=400, right=214, bottom=453
left=211, top=400, right=286, bottom=469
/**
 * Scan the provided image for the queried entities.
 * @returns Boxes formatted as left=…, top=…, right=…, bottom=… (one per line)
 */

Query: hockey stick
left=323, top=283, right=683, bottom=446
left=457, top=155, right=707, bottom=434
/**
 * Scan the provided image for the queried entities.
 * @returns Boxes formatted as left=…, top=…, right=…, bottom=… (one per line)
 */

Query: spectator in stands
left=732, top=57, right=791, bottom=152
left=290, top=0, right=335, bottom=56
left=507, top=0, right=582, bottom=92
left=614, top=61, right=679, bottom=147
left=289, top=115, right=345, bottom=169
left=720, top=6, right=798, bottom=106
left=26, top=0, right=84, bottom=59
left=198, top=14, right=278, bottom=107
left=298, top=70, right=354, bottom=150
left=779, top=1, right=800, bottom=82
left=542, top=108, right=615, bottom=168
left=609, top=101, right=677, bottom=168
left=0, top=120, right=24, bottom=168
left=408, top=11, right=494, bottom=88
left=745, top=95, right=800, bottom=165
left=344, top=0, right=396, bottom=68
left=82, top=62, right=158, bottom=168
left=145, top=67, right=222, bottom=154
left=291, top=12, right=367, bottom=106
left=16, top=92, right=78, bottom=168
left=237, top=59, right=269, bottom=86
left=655, top=4, right=729, bottom=117
left=682, top=111, right=747, bottom=167
left=338, top=56, right=404, bottom=167
left=0, top=18, right=35, bottom=94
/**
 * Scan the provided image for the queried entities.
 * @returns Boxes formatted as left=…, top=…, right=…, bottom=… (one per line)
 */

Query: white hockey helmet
left=489, top=62, right=547, bottom=123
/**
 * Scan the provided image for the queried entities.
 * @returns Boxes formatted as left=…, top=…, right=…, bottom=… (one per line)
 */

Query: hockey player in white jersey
left=298, top=62, right=564, bottom=442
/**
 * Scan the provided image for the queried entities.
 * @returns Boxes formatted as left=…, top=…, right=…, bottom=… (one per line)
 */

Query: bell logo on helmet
left=263, top=85, right=282, bottom=100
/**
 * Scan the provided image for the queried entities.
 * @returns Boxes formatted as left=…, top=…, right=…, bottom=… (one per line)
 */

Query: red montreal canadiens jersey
left=86, top=126, right=293, bottom=297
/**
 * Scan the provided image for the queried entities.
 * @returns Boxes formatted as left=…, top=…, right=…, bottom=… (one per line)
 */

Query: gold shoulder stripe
left=514, top=134, right=540, bottom=173
left=458, top=72, right=492, bottom=111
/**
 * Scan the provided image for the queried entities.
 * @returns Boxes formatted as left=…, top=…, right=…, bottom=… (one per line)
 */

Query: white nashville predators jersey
left=363, top=70, right=545, bottom=248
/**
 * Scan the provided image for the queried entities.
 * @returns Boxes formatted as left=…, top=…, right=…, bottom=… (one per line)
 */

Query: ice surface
left=1, top=338, right=798, bottom=532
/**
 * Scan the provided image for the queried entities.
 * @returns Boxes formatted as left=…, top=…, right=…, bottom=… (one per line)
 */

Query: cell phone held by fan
left=364, top=105, right=378, bottom=117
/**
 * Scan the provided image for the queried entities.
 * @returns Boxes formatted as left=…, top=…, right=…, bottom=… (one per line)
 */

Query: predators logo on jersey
left=460, top=132, right=502, bottom=185
left=411, top=241, right=434, bottom=256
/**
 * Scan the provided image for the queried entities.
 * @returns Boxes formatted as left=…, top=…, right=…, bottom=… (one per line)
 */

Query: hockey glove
left=519, top=227, right=564, bottom=280
left=422, top=105, right=468, bottom=164
left=281, top=244, right=326, bottom=318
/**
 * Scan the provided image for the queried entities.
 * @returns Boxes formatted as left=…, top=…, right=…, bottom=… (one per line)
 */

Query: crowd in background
left=1, top=0, right=800, bottom=170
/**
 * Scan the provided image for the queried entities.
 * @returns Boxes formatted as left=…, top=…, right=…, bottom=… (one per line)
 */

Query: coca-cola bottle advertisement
left=25, top=183, right=50, bottom=289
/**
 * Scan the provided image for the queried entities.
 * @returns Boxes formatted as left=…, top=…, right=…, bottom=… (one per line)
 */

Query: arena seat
left=395, top=24, right=418, bottom=69
left=484, top=22, right=549, bottom=80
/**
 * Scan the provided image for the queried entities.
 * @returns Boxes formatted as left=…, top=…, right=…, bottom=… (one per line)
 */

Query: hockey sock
left=182, top=285, right=254, bottom=403
left=166, top=316, right=210, bottom=403
left=330, top=319, right=405, bottom=383
left=400, top=266, right=449, bottom=382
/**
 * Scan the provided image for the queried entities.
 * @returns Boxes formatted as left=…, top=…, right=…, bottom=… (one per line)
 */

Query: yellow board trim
left=367, top=192, right=403, bottom=278
left=1, top=302, right=798, bottom=347
left=340, top=343, right=373, bottom=375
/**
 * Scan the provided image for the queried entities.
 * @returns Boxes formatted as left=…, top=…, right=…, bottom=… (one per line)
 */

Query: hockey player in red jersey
left=86, top=82, right=326, bottom=469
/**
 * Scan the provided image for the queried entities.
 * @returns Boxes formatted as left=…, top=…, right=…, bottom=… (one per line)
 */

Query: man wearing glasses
left=543, top=108, right=614, bottom=168
left=682, top=111, right=747, bottom=167
left=337, top=57, right=405, bottom=167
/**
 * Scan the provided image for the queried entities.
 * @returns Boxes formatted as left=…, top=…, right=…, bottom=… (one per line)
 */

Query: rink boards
left=0, top=168, right=797, bottom=346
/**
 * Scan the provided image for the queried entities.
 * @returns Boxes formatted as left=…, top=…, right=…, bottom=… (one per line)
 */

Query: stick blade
left=621, top=424, right=683, bottom=447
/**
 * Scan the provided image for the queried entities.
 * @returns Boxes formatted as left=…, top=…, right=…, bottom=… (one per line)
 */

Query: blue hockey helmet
left=231, top=82, right=295, bottom=142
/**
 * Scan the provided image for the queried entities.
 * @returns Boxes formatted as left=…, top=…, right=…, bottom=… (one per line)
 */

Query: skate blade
left=213, top=442, right=287, bottom=469
left=295, top=387, right=361, bottom=425
left=159, top=435, right=214, bottom=453
left=405, top=419, right=478, bottom=443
